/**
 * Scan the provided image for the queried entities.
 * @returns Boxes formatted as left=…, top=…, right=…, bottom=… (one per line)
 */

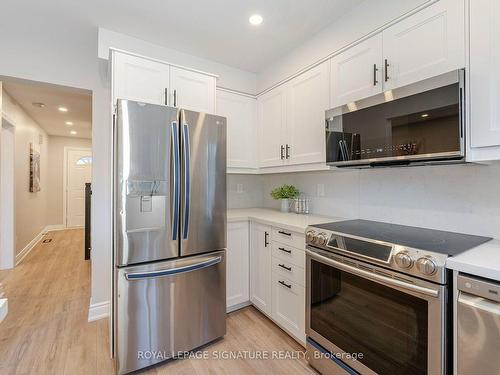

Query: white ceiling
left=2, top=0, right=364, bottom=73
left=2, top=79, right=92, bottom=139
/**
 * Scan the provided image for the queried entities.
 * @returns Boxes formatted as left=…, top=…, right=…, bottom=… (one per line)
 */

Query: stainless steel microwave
left=326, top=69, right=465, bottom=168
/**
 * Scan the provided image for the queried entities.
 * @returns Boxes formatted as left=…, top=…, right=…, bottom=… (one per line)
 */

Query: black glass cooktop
left=313, top=219, right=492, bottom=256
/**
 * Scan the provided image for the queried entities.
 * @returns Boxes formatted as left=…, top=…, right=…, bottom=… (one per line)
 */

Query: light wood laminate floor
left=0, top=229, right=316, bottom=375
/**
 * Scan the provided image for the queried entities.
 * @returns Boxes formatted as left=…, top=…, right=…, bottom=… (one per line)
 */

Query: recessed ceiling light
left=65, top=121, right=73, bottom=126
left=421, top=113, right=429, bottom=118
left=32, top=102, right=45, bottom=108
left=58, top=106, right=68, bottom=112
left=70, top=130, right=77, bottom=135
left=249, top=14, right=263, bottom=26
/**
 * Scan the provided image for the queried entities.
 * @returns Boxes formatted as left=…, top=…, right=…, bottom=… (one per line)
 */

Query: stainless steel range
left=305, top=219, right=491, bottom=375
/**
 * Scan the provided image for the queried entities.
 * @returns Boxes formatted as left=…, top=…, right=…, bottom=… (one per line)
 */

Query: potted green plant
left=270, top=184, right=300, bottom=213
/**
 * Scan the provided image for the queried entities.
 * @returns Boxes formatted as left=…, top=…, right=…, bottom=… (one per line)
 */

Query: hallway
left=0, top=229, right=114, bottom=374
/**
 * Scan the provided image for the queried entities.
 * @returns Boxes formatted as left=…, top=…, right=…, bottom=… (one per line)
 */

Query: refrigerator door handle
left=182, top=122, right=191, bottom=240
left=171, top=121, right=180, bottom=241
left=124, top=256, right=221, bottom=280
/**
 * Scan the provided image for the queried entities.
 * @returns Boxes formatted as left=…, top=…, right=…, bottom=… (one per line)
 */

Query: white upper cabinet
left=112, top=52, right=170, bottom=105
left=383, top=0, right=465, bottom=91
left=469, top=0, right=500, bottom=151
left=216, top=90, right=258, bottom=170
left=287, top=62, right=329, bottom=165
left=330, top=34, right=383, bottom=108
left=170, top=66, right=216, bottom=114
left=258, top=87, right=287, bottom=168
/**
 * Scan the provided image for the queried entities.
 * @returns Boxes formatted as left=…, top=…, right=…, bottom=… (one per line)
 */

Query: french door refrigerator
left=113, top=99, right=227, bottom=374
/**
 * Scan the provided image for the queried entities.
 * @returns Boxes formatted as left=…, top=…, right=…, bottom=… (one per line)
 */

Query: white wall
left=257, top=0, right=430, bottom=92
left=227, top=174, right=264, bottom=209
left=98, top=28, right=258, bottom=95
left=46, top=136, right=92, bottom=226
left=2, top=90, right=49, bottom=255
left=261, top=162, right=500, bottom=239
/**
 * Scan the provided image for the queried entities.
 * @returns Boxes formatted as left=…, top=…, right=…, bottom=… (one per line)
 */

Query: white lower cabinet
left=226, top=221, right=250, bottom=312
left=250, top=222, right=272, bottom=315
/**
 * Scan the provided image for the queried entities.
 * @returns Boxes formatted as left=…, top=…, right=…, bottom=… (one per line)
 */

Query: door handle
left=280, top=145, right=285, bottom=160
left=125, top=256, right=221, bottom=280
left=182, top=122, right=191, bottom=240
left=373, top=64, right=378, bottom=86
left=278, top=263, right=292, bottom=271
left=170, top=122, right=180, bottom=241
left=164, top=88, right=169, bottom=105
left=264, top=231, right=269, bottom=247
left=285, top=144, right=290, bottom=159
left=279, top=280, right=292, bottom=289
left=278, top=247, right=291, bottom=254
left=278, top=230, right=291, bottom=236
left=173, top=89, right=177, bottom=107
left=384, top=59, right=390, bottom=82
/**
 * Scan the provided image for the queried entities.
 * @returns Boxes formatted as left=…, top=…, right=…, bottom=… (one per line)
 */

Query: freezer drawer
left=115, top=251, right=226, bottom=374
left=457, top=274, right=500, bottom=375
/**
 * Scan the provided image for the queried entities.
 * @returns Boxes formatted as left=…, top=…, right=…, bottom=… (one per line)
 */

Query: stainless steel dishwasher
left=457, top=274, right=500, bottom=375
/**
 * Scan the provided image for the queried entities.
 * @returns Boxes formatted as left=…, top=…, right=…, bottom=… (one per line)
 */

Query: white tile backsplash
left=233, top=162, right=500, bottom=238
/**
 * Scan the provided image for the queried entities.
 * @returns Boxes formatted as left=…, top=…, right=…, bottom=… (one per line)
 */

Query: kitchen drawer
left=271, top=227, right=305, bottom=249
left=271, top=241, right=305, bottom=269
left=272, top=257, right=305, bottom=287
left=271, top=273, right=306, bottom=345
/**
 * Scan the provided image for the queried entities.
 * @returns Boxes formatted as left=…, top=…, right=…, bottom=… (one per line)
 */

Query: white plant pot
left=280, top=199, right=290, bottom=213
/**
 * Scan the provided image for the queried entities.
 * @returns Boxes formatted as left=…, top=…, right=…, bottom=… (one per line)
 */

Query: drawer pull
left=278, top=247, right=291, bottom=254
left=279, top=280, right=292, bottom=289
left=278, top=263, right=292, bottom=271
left=278, top=230, right=292, bottom=236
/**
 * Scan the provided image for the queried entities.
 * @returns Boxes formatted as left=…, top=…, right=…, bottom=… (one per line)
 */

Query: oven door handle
left=306, top=249, right=439, bottom=298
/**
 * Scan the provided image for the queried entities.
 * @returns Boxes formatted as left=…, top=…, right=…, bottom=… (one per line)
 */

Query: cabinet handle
left=264, top=231, right=269, bottom=247
left=384, top=59, right=390, bottom=82
left=173, top=89, right=177, bottom=107
left=278, top=230, right=291, bottom=236
left=285, top=144, right=290, bottom=159
left=278, top=263, right=292, bottom=271
left=279, top=280, right=292, bottom=289
left=373, top=64, right=378, bottom=86
left=164, top=88, right=169, bottom=105
left=280, top=145, right=285, bottom=160
left=278, top=247, right=291, bottom=254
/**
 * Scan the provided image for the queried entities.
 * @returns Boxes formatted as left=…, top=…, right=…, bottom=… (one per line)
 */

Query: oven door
left=306, top=247, right=446, bottom=375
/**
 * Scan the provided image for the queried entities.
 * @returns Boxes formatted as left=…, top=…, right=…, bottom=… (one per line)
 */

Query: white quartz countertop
left=446, top=239, right=500, bottom=281
left=227, top=208, right=344, bottom=233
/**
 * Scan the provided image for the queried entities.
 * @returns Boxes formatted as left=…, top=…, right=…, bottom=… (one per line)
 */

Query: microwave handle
left=306, top=248, right=439, bottom=298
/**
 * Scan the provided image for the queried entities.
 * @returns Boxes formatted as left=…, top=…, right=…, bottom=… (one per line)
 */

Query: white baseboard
left=15, top=227, right=46, bottom=266
left=88, top=300, right=110, bottom=322
left=0, top=299, right=8, bottom=323
left=227, top=300, right=252, bottom=313
left=45, top=224, right=65, bottom=232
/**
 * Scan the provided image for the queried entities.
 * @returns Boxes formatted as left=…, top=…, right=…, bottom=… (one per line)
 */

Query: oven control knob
left=306, top=230, right=316, bottom=243
left=394, top=251, right=413, bottom=269
left=317, top=233, right=328, bottom=246
left=416, top=257, right=437, bottom=275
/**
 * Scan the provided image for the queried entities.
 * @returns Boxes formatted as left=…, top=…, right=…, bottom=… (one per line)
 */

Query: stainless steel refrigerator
left=112, top=100, right=227, bottom=374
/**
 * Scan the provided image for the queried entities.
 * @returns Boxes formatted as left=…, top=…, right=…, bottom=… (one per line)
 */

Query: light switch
left=317, top=184, right=325, bottom=197
left=237, top=184, right=244, bottom=194
left=140, top=196, right=152, bottom=212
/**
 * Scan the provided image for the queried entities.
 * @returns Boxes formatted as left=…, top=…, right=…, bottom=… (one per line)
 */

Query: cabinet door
left=258, top=87, right=287, bottom=168
left=170, top=66, right=216, bottom=113
left=383, top=0, right=465, bottom=90
left=250, top=223, right=272, bottom=316
left=112, top=52, right=170, bottom=105
left=287, top=62, right=329, bottom=165
left=217, top=90, right=257, bottom=169
left=330, top=33, right=383, bottom=108
left=469, top=0, right=500, bottom=148
left=226, top=222, right=250, bottom=310
left=272, top=273, right=306, bottom=344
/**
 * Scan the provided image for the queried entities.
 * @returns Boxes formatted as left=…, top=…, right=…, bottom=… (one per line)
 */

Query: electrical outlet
left=236, top=184, right=244, bottom=194
left=317, top=184, right=325, bottom=197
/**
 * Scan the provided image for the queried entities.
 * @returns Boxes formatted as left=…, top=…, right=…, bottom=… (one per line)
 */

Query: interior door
left=66, top=149, right=92, bottom=228
left=287, top=62, right=329, bottom=165
left=330, top=33, right=383, bottom=108
left=179, top=109, right=226, bottom=257
left=170, top=66, right=216, bottom=113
